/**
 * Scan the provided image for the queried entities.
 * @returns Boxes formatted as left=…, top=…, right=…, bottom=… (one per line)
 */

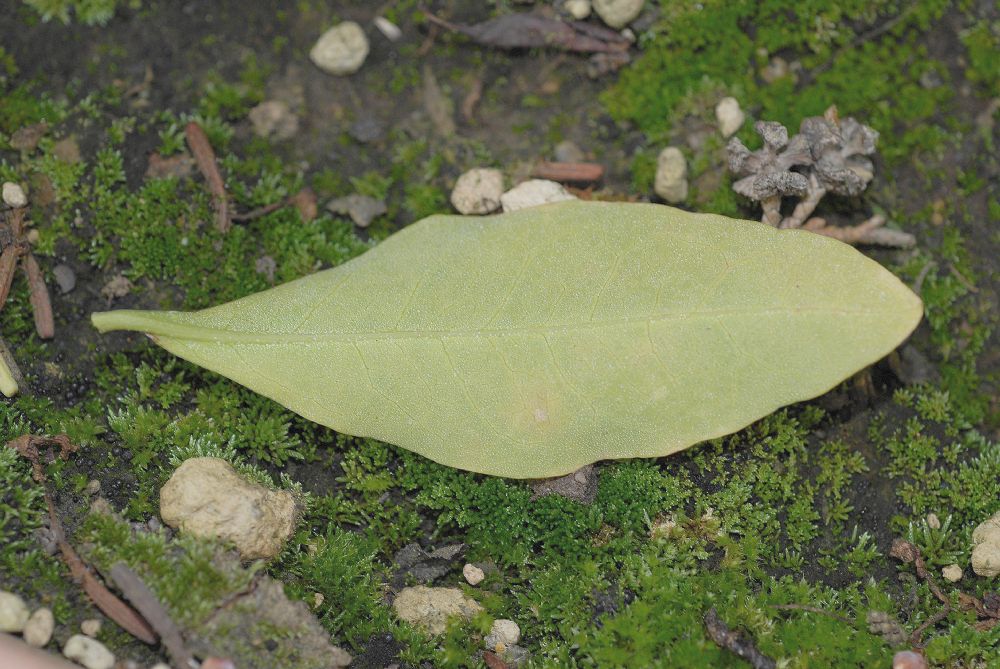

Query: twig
left=803, top=215, right=916, bottom=248
left=23, top=254, right=54, bottom=339
left=531, top=161, right=604, bottom=183
left=912, top=260, right=936, bottom=295
left=110, top=563, right=196, bottom=669
left=185, top=122, right=230, bottom=233
left=890, top=539, right=950, bottom=647
left=780, top=174, right=826, bottom=229
left=948, top=264, right=977, bottom=293
left=6, top=435, right=159, bottom=645
left=704, top=608, right=777, bottom=669
left=769, top=603, right=854, bottom=624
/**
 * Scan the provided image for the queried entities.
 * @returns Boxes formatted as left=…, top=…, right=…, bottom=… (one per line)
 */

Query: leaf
left=91, top=201, right=922, bottom=478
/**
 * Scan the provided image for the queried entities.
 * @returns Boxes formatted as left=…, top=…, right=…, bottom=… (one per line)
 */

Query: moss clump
left=22, top=0, right=137, bottom=25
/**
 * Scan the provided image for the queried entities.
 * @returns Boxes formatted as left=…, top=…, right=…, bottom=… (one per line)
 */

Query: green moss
left=22, top=0, right=137, bottom=25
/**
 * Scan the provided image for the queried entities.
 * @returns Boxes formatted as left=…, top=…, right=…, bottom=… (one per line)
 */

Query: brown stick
left=22, top=254, right=54, bottom=339
left=185, top=121, right=230, bottom=233
left=531, top=161, right=604, bottom=183
left=704, top=608, right=776, bottom=669
left=0, top=244, right=20, bottom=306
left=109, top=563, right=195, bottom=668
left=803, top=215, right=916, bottom=248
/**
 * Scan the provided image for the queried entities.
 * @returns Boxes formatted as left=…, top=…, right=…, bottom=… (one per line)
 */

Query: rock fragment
left=159, top=457, right=299, bottom=561
left=451, top=168, right=504, bottom=215
left=0, top=590, right=30, bottom=632
left=393, top=586, right=483, bottom=635
left=499, top=179, right=576, bottom=213
left=53, top=263, right=76, bottom=294
left=63, top=635, right=115, bottom=669
left=326, top=194, right=387, bottom=228
left=310, top=22, right=369, bottom=75
left=248, top=100, right=299, bottom=140
left=654, top=147, right=688, bottom=203
left=971, top=511, right=1000, bottom=577
left=463, top=563, right=485, bottom=586
left=2, top=181, right=27, bottom=208
left=485, top=619, right=521, bottom=649
left=941, top=564, right=962, bottom=582
left=22, top=607, right=54, bottom=647
left=593, top=0, right=644, bottom=28
left=564, top=0, right=591, bottom=20
left=715, top=97, right=745, bottom=138
left=80, top=618, right=101, bottom=637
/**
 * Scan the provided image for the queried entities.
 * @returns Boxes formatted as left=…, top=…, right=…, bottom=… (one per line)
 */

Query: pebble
left=159, top=457, right=298, bottom=561
left=63, top=634, right=115, bottom=669
left=592, top=0, right=644, bottom=28
left=971, top=511, right=1000, bottom=577
left=463, top=563, right=485, bottom=586
left=80, top=618, right=102, bottom=637
left=310, top=22, right=369, bottom=76
left=0, top=590, right=30, bottom=632
left=326, top=194, right=388, bottom=228
left=485, top=619, right=521, bottom=649
left=451, top=168, right=504, bottom=215
left=499, top=179, right=576, bottom=213
left=392, top=586, right=483, bottom=635
left=564, top=0, right=591, bottom=20
left=760, top=56, right=795, bottom=84
left=714, top=97, right=745, bottom=138
left=553, top=139, right=585, bottom=163
left=53, top=263, right=76, bottom=294
left=892, top=650, right=929, bottom=669
left=501, top=644, right=530, bottom=667
left=349, top=118, right=383, bottom=144
left=926, top=513, right=940, bottom=530
left=941, top=564, right=963, bottom=582
left=374, top=16, right=402, bottom=41
left=248, top=100, right=299, bottom=140
left=2, top=181, right=27, bottom=208
left=654, top=147, right=688, bottom=203
left=23, top=607, right=54, bottom=647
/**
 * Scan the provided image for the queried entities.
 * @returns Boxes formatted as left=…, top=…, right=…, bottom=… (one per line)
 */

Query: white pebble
left=80, top=618, right=102, bottom=637
left=23, top=607, right=54, bottom=647
left=654, top=147, right=688, bottom=203
left=593, top=0, right=644, bottom=29
left=0, top=590, right=30, bottom=632
left=485, top=619, right=521, bottom=649
left=564, top=0, right=591, bottom=20
left=941, top=564, right=963, bottom=582
left=2, top=182, right=27, bottom=208
left=500, top=179, right=576, bottom=213
left=310, top=22, right=370, bottom=76
left=374, top=16, right=402, bottom=41
left=715, top=97, right=745, bottom=138
left=463, top=563, right=485, bottom=586
left=63, top=634, right=115, bottom=669
left=451, top=168, right=504, bottom=215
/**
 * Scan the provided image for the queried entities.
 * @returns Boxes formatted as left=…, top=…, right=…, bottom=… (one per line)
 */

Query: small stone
left=392, top=586, right=483, bottom=635
left=9, top=122, right=48, bottom=152
left=80, top=618, right=102, bottom=637
left=52, top=263, right=76, bottom=294
left=760, top=56, right=794, bottom=84
left=159, top=457, right=299, bottom=561
left=248, top=100, right=299, bottom=140
left=0, top=590, right=30, bottom=632
left=2, top=181, right=27, bottom=207
left=926, top=513, right=940, bottom=530
left=255, top=255, right=277, bottom=282
left=151, top=664, right=172, bottom=669
left=374, top=16, right=402, bottom=41
left=23, top=607, right=54, bottom=647
left=500, top=179, right=576, bottom=213
left=654, top=147, right=688, bottom=203
left=451, top=168, right=504, bottom=215
left=592, top=0, right=644, bottom=29
left=971, top=511, right=1000, bottom=578
left=892, top=650, right=928, bottom=669
left=84, top=479, right=101, bottom=496
left=941, top=564, right=963, bottom=582
left=63, top=634, right=115, bottom=669
left=553, top=140, right=585, bottom=163
left=52, top=136, right=81, bottom=164
left=100, top=274, right=133, bottom=301
left=485, top=619, right=521, bottom=649
left=348, top=118, right=383, bottom=144
left=463, top=563, right=485, bottom=586
left=310, top=22, right=370, bottom=76
left=326, top=194, right=387, bottom=228
left=715, top=97, right=745, bottom=138
left=564, top=0, right=591, bottom=20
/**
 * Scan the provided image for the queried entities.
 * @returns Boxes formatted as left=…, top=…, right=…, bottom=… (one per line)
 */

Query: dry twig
left=531, top=161, right=604, bottom=184
left=185, top=121, right=230, bottom=233
left=704, top=608, right=776, bottom=669
left=110, top=563, right=196, bottom=668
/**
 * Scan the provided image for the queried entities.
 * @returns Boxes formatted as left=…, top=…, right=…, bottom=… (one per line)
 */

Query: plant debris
left=1, top=203, right=54, bottom=342
left=422, top=9, right=631, bottom=54
left=185, top=121, right=230, bottom=233
left=728, top=106, right=915, bottom=248
left=530, top=161, right=604, bottom=184
left=703, top=607, right=776, bottom=669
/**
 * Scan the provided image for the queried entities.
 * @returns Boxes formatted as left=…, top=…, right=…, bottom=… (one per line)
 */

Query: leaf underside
left=92, top=201, right=922, bottom=478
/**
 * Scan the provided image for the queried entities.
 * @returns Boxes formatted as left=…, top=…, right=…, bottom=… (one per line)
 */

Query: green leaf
left=92, top=201, right=921, bottom=478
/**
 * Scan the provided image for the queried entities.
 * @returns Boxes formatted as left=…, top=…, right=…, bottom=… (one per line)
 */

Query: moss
left=22, top=0, right=137, bottom=25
